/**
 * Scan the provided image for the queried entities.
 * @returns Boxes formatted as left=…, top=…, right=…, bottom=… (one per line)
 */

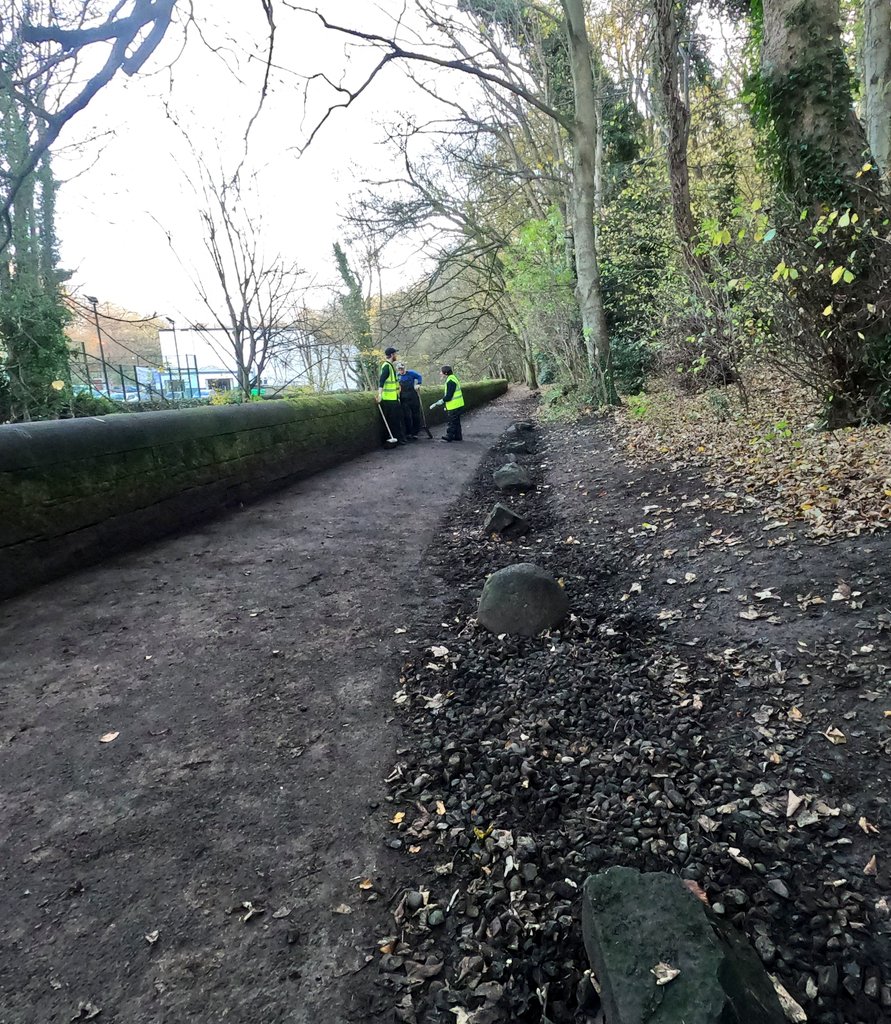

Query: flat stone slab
left=582, top=867, right=787, bottom=1024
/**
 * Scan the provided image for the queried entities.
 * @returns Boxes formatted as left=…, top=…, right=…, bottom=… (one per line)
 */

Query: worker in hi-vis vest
left=429, top=365, right=465, bottom=442
left=377, top=346, right=408, bottom=446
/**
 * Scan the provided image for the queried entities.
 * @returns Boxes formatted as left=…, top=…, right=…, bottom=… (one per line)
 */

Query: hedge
left=0, top=380, right=508, bottom=600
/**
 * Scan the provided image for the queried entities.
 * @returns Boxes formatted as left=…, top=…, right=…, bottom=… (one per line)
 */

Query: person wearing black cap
left=377, top=346, right=407, bottom=445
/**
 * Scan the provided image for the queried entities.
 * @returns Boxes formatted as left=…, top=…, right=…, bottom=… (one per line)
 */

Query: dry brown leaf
left=435, top=800, right=447, bottom=815
left=333, top=903, right=353, bottom=915
left=390, top=811, right=405, bottom=825
left=864, top=855, right=878, bottom=877
left=786, top=791, right=805, bottom=818
left=823, top=726, right=847, bottom=745
left=682, top=879, right=709, bottom=905
left=99, top=731, right=119, bottom=743
left=651, top=962, right=680, bottom=986
left=359, top=878, right=374, bottom=890
left=858, top=816, right=879, bottom=835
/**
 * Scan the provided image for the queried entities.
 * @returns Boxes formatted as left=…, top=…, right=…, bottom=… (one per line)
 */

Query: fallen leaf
left=333, top=903, right=353, bottom=915
left=435, top=800, right=447, bottom=815
left=822, top=726, right=847, bottom=745
left=450, top=1010, right=472, bottom=1024
left=786, top=791, right=805, bottom=818
left=145, top=930, right=159, bottom=944
left=728, top=847, right=753, bottom=869
left=99, top=732, right=119, bottom=744
left=359, top=878, right=374, bottom=890
left=394, top=628, right=407, bottom=634
left=859, top=817, right=880, bottom=835
left=71, top=1002, right=102, bottom=1021
left=832, top=583, right=852, bottom=601
left=429, top=645, right=449, bottom=658
left=272, top=906, right=291, bottom=918
left=391, top=812, right=405, bottom=825
left=651, top=961, right=680, bottom=986
left=788, top=706, right=804, bottom=721
left=770, top=975, right=807, bottom=1023
left=864, top=855, right=878, bottom=877
left=239, top=901, right=264, bottom=923
left=739, top=607, right=760, bottom=620
left=682, top=879, right=709, bottom=904
left=408, top=845, right=422, bottom=854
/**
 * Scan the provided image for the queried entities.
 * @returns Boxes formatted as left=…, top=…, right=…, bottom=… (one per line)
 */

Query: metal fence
left=70, top=344, right=205, bottom=403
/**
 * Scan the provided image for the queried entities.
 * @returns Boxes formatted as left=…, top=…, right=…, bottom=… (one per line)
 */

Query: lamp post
left=165, top=317, right=184, bottom=397
left=84, top=295, right=111, bottom=397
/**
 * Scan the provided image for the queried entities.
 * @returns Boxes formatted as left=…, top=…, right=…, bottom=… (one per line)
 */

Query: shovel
left=418, top=399, right=434, bottom=439
left=377, top=402, right=399, bottom=445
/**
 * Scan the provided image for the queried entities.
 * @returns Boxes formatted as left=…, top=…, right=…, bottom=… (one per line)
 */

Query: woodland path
left=0, top=389, right=528, bottom=1024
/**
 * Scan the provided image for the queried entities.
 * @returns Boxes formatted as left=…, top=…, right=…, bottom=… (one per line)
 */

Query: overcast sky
left=53, top=1, right=450, bottom=329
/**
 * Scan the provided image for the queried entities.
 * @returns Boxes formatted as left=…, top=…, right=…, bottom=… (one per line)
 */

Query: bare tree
left=172, top=166, right=307, bottom=398
left=290, top=0, right=618, bottom=403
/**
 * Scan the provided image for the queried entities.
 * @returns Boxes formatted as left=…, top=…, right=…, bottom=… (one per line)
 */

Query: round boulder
left=477, top=563, right=569, bottom=636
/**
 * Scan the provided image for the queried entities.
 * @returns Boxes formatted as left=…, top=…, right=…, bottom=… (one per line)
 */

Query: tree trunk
left=561, top=0, right=616, bottom=406
left=522, top=330, right=539, bottom=390
left=863, top=0, right=891, bottom=185
left=651, top=0, right=713, bottom=282
left=760, top=0, right=873, bottom=205
left=593, top=66, right=604, bottom=256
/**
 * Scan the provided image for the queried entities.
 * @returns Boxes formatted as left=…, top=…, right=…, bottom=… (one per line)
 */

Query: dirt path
left=0, top=390, right=528, bottom=1024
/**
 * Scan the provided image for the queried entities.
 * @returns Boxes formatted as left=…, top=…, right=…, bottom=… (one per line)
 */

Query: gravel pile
left=375, top=417, right=891, bottom=1024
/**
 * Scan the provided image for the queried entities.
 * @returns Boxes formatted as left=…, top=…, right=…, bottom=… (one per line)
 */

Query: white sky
left=54, top=1, right=451, bottom=329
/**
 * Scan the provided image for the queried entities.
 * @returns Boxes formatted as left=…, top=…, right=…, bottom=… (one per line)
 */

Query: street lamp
left=165, top=317, right=184, bottom=397
left=84, top=295, right=111, bottom=397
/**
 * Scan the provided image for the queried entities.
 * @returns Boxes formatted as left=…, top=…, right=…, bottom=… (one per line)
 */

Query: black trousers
left=381, top=400, right=406, bottom=443
left=446, top=408, right=463, bottom=441
left=401, top=392, right=422, bottom=436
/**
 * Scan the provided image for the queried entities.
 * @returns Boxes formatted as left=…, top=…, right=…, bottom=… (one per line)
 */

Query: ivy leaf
left=831, top=267, right=845, bottom=285
left=838, top=211, right=851, bottom=228
left=843, top=270, right=854, bottom=284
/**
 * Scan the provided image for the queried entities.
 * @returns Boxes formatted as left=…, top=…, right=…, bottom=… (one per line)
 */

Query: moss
left=0, top=380, right=508, bottom=560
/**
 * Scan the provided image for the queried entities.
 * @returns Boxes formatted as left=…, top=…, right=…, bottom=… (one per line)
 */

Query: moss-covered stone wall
left=0, top=380, right=507, bottom=599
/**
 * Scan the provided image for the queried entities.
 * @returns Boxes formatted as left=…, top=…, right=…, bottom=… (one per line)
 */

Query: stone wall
left=0, top=380, right=508, bottom=599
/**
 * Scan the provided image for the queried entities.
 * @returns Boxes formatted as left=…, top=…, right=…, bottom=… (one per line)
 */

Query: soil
left=368, top=414, right=891, bottom=1023
left=3, top=394, right=890, bottom=1024
left=0, top=391, right=529, bottom=1024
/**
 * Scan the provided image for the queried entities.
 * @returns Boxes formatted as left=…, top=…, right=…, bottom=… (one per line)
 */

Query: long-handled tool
left=377, top=403, right=399, bottom=445
left=418, top=399, right=434, bottom=439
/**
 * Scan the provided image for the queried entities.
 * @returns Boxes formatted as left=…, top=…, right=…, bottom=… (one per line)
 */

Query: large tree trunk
left=760, top=0, right=872, bottom=205
left=651, top=0, right=702, bottom=270
left=863, top=0, right=891, bottom=185
left=561, top=0, right=616, bottom=406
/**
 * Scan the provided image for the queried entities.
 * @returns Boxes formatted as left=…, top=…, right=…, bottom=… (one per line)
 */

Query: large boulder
left=493, top=463, right=532, bottom=490
left=483, top=503, right=530, bottom=539
left=582, top=867, right=788, bottom=1024
left=477, top=563, right=568, bottom=636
